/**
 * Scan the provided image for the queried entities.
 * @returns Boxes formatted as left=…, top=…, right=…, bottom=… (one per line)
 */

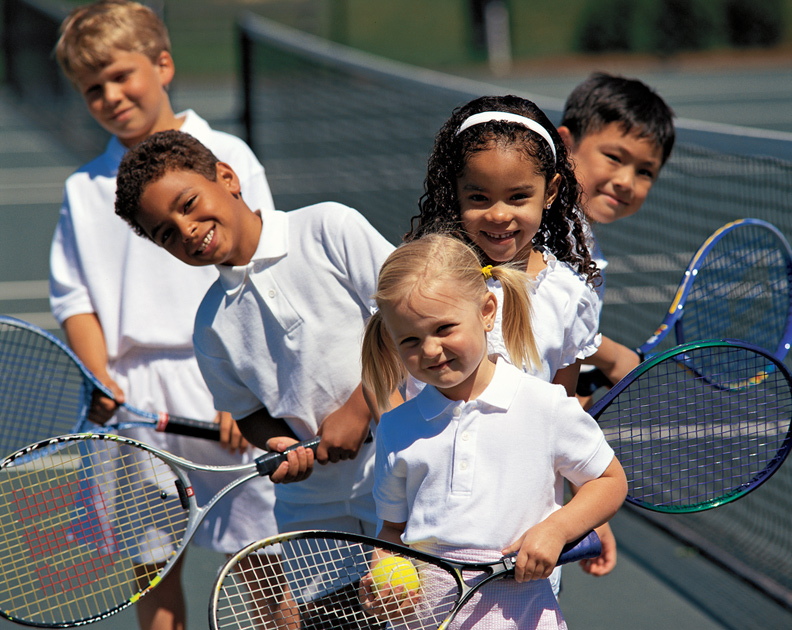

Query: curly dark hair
left=406, top=94, right=599, bottom=287
left=114, top=129, right=219, bottom=239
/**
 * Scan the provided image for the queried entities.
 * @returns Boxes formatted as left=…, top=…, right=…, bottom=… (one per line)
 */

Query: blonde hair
left=56, top=1, right=170, bottom=85
left=362, top=234, right=540, bottom=411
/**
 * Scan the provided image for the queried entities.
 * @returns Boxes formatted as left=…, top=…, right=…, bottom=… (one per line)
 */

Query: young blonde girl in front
left=405, top=96, right=618, bottom=581
left=362, top=235, right=627, bottom=630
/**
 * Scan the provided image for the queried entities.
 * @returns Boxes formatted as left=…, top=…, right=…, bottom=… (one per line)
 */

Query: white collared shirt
left=374, top=359, right=614, bottom=549
left=49, top=110, right=275, bottom=360
left=193, top=201, right=394, bottom=504
left=487, top=248, right=601, bottom=380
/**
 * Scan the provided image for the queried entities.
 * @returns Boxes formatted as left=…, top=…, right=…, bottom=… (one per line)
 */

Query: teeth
left=484, top=231, right=515, bottom=240
left=197, top=229, right=214, bottom=254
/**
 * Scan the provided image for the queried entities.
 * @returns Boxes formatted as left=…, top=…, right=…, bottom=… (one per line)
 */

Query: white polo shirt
left=374, top=359, right=614, bottom=549
left=487, top=249, right=601, bottom=380
left=194, top=202, right=394, bottom=504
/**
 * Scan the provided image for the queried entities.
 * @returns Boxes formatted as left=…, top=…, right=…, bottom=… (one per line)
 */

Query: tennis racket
left=0, top=432, right=322, bottom=627
left=637, top=218, right=792, bottom=359
left=589, top=339, right=792, bottom=513
left=0, top=315, right=221, bottom=455
left=578, top=218, right=792, bottom=396
left=209, top=529, right=601, bottom=630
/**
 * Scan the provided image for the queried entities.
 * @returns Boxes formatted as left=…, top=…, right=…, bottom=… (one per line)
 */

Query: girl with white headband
left=403, top=95, right=609, bottom=596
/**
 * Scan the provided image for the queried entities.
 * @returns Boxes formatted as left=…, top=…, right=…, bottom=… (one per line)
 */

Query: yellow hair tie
left=481, top=265, right=493, bottom=280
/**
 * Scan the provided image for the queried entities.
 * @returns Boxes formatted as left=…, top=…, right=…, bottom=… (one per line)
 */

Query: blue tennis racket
left=0, top=315, right=221, bottom=457
left=637, top=218, right=792, bottom=360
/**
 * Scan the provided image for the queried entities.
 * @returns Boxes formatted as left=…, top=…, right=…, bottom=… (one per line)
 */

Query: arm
left=502, top=457, right=627, bottom=582
left=577, top=336, right=641, bottom=410
left=552, top=360, right=582, bottom=398
left=62, top=313, right=124, bottom=424
left=316, top=383, right=373, bottom=463
left=377, top=520, right=407, bottom=546
left=584, top=335, right=641, bottom=384
left=363, top=385, right=405, bottom=424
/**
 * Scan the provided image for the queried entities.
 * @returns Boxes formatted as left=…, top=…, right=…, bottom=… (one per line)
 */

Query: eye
left=159, top=227, right=174, bottom=246
left=638, top=167, right=657, bottom=180
left=604, top=152, right=621, bottom=164
left=182, top=195, right=197, bottom=214
left=399, top=336, right=420, bottom=348
left=436, top=323, right=456, bottom=335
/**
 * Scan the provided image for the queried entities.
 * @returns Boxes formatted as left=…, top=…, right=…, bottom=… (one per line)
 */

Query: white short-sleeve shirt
left=374, top=359, right=615, bottom=549
left=487, top=249, right=601, bottom=381
left=47, top=110, right=279, bottom=553
left=194, top=202, right=395, bottom=505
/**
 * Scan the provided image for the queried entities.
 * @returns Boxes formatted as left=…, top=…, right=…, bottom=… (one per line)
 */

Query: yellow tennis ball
left=371, top=556, right=420, bottom=597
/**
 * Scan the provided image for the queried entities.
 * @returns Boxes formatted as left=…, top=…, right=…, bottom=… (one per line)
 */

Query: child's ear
left=482, top=291, right=498, bottom=330
left=545, top=173, right=562, bottom=208
left=156, top=51, right=175, bottom=88
left=216, top=162, right=242, bottom=196
left=557, top=125, right=575, bottom=152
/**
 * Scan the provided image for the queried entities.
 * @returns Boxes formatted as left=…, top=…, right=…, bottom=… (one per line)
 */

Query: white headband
left=455, top=111, right=557, bottom=162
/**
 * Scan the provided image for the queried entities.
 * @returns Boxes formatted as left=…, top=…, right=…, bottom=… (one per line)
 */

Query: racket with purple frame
left=0, top=433, right=322, bottom=627
left=637, top=218, right=792, bottom=359
left=578, top=219, right=792, bottom=396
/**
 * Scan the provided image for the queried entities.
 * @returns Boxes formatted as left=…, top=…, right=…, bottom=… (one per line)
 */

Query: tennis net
left=238, top=11, right=792, bottom=617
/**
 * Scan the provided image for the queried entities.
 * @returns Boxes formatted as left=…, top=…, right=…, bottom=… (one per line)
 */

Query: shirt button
left=461, top=431, right=470, bottom=441
left=452, top=407, right=462, bottom=417
left=267, top=289, right=277, bottom=298
left=459, top=461, right=469, bottom=471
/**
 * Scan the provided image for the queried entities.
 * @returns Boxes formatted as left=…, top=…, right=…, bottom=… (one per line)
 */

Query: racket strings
left=0, top=323, right=89, bottom=458
left=598, top=345, right=792, bottom=512
left=214, top=537, right=460, bottom=630
left=683, top=227, right=792, bottom=353
left=0, top=437, right=190, bottom=625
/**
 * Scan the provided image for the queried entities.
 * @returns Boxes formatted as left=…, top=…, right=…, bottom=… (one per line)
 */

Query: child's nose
left=612, top=166, right=635, bottom=191
left=486, top=201, right=512, bottom=222
left=103, top=83, right=123, bottom=105
left=421, top=337, right=442, bottom=357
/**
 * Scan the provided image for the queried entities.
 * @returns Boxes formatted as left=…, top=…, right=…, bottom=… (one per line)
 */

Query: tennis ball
left=371, top=556, right=420, bottom=598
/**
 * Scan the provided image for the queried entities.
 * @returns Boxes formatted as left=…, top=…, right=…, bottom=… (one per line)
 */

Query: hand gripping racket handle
left=557, top=530, right=601, bottom=565
left=253, top=431, right=375, bottom=476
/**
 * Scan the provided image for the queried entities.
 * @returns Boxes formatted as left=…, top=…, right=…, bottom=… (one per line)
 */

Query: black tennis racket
left=590, top=339, right=792, bottom=513
left=209, top=529, right=601, bottom=630
left=0, top=315, right=221, bottom=455
left=0, top=433, right=322, bottom=627
left=636, top=218, right=792, bottom=359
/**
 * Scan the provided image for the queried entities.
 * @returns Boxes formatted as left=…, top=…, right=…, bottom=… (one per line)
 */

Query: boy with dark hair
left=49, top=3, right=278, bottom=629
left=559, top=72, right=676, bottom=391
left=115, top=128, right=393, bottom=553
left=557, top=72, right=675, bottom=578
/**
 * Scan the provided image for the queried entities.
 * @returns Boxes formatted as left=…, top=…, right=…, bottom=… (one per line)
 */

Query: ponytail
left=361, top=310, right=407, bottom=412
left=489, top=264, right=540, bottom=371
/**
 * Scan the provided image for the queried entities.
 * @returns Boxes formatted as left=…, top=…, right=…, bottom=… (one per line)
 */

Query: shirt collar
left=217, top=210, right=288, bottom=295
left=415, top=357, right=519, bottom=421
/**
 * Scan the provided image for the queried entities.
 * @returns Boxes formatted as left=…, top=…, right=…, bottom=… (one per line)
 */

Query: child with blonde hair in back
left=361, top=234, right=627, bottom=629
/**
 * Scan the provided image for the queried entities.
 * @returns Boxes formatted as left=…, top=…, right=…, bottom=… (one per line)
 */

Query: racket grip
left=557, top=531, right=601, bottom=565
left=255, top=436, right=321, bottom=476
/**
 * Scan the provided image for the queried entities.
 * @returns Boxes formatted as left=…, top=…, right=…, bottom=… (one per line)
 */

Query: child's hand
left=88, top=377, right=124, bottom=425
left=579, top=522, right=617, bottom=576
left=502, top=523, right=567, bottom=583
left=216, top=411, right=250, bottom=454
left=358, top=566, right=419, bottom=621
left=266, top=436, right=315, bottom=484
left=316, top=385, right=372, bottom=463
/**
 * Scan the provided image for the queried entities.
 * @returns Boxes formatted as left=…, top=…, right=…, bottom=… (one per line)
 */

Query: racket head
left=637, top=219, right=792, bottom=358
left=0, top=433, right=195, bottom=627
left=675, top=219, right=792, bottom=358
left=591, top=340, right=792, bottom=513
left=210, top=530, right=464, bottom=630
left=0, top=316, right=97, bottom=458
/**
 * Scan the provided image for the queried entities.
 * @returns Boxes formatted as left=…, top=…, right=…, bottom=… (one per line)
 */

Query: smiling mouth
left=196, top=228, right=214, bottom=254
left=482, top=230, right=517, bottom=241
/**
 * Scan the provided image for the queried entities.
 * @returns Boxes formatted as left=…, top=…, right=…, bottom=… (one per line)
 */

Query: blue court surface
left=2, top=52, right=792, bottom=629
